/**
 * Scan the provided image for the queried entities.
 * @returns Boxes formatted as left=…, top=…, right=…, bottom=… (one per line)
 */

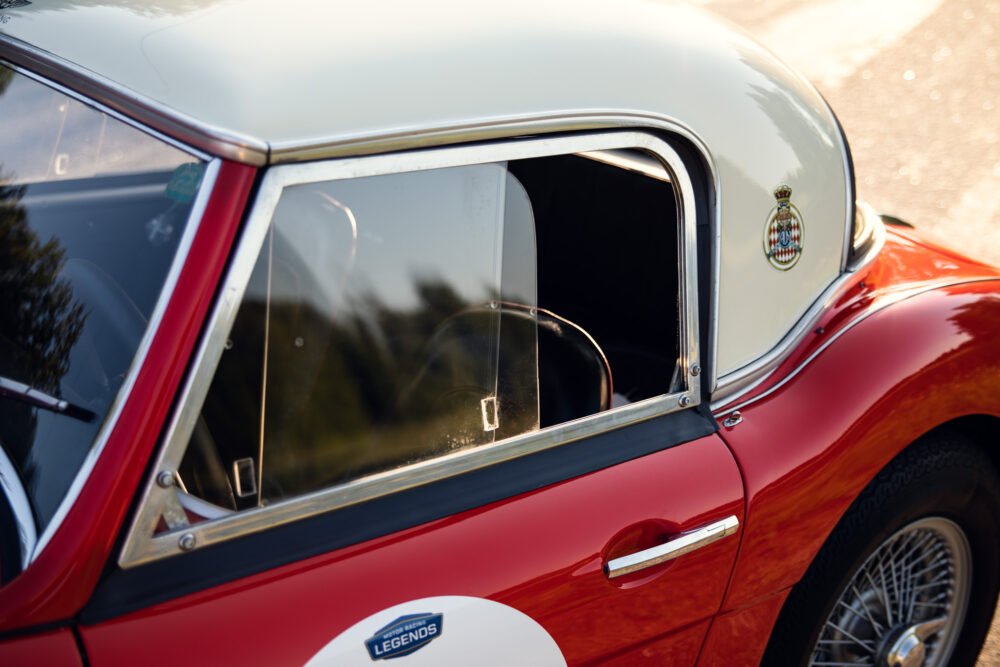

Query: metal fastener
left=722, top=411, right=743, bottom=428
left=156, top=471, right=175, bottom=488
left=679, top=395, right=692, bottom=407
left=178, top=533, right=197, bottom=551
left=690, top=364, right=701, bottom=377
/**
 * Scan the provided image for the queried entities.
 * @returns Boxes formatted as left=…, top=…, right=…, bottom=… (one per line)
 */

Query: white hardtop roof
left=0, top=0, right=853, bottom=383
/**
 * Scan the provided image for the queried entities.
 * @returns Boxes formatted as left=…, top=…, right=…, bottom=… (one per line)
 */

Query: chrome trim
left=266, top=111, right=710, bottom=165
left=579, top=149, right=671, bottom=183
left=0, top=444, right=37, bottom=572
left=0, top=36, right=266, bottom=166
left=831, top=106, right=856, bottom=274
left=120, top=131, right=703, bottom=567
left=721, top=411, right=742, bottom=428
left=29, top=159, right=222, bottom=563
left=716, top=275, right=1000, bottom=416
left=711, top=207, right=886, bottom=409
left=177, top=490, right=232, bottom=522
left=605, top=515, right=738, bottom=578
left=848, top=201, right=884, bottom=271
left=0, top=57, right=212, bottom=166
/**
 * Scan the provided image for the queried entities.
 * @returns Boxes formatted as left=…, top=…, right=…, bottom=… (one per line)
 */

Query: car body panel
left=696, top=589, right=789, bottom=667
left=0, top=628, right=82, bottom=667
left=0, top=0, right=851, bottom=380
left=79, top=434, right=743, bottom=666
left=716, top=227, right=1000, bottom=610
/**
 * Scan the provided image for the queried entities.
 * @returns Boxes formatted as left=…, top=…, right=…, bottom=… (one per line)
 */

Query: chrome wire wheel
left=808, top=517, right=972, bottom=667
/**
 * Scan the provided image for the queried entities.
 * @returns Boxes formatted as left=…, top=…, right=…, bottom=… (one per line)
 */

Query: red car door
left=78, top=133, right=740, bottom=665
left=82, top=430, right=741, bottom=666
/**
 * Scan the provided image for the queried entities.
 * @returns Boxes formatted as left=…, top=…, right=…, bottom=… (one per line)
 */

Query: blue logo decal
left=365, top=612, right=443, bottom=661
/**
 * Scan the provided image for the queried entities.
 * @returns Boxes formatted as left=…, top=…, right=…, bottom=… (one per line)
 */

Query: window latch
left=480, top=396, right=499, bottom=432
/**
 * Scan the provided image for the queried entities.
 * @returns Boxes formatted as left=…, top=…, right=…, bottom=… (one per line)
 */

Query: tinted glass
left=0, top=66, right=206, bottom=533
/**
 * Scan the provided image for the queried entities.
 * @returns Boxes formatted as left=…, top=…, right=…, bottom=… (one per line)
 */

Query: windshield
left=0, top=65, right=207, bottom=539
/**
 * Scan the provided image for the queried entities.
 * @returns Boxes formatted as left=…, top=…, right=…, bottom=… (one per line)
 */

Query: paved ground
left=687, top=0, right=1000, bottom=663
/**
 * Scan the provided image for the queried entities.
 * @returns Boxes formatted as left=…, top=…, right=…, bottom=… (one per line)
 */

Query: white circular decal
left=305, top=596, right=567, bottom=666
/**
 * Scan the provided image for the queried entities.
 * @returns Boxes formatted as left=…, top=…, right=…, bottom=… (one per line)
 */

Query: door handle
left=605, top=515, right=739, bottom=578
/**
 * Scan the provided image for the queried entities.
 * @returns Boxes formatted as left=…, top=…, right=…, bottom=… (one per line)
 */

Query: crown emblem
left=763, top=184, right=803, bottom=270
left=773, top=185, right=793, bottom=202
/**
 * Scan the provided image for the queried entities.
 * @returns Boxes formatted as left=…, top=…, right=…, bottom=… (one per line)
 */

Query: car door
left=79, top=132, right=744, bottom=666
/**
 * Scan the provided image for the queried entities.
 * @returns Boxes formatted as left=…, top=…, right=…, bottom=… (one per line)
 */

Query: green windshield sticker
left=165, top=163, right=206, bottom=203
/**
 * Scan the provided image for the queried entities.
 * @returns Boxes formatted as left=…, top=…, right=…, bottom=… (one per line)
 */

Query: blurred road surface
left=689, top=0, right=1000, bottom=664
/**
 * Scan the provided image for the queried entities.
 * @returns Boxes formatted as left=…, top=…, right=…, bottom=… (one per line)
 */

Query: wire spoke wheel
left=808, top=517, right=972, bottom=667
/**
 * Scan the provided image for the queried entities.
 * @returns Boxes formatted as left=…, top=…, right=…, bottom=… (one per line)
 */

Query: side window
left=124, top=135, right=694, bottom=563
left=180, top=164, right=539, bottom=509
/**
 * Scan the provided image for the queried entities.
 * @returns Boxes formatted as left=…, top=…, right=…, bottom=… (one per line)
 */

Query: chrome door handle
left=605, top=515, right=739, bottom=578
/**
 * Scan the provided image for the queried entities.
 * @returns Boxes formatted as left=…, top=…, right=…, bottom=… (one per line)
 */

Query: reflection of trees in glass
left=185, top=278, right=539, bottom=508
left=0, top=175, right=86, bottom=393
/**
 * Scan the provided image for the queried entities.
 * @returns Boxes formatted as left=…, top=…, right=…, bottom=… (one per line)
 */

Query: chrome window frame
left=0, top=61, right=220, bottom=566
left=119, top=131, right=702, bottom=567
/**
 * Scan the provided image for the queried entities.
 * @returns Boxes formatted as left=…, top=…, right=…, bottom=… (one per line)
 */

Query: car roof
left=0, top=0, right=853, bottom=382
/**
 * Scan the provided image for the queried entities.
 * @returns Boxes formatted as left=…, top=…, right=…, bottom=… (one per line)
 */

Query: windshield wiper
left=0, top=376, right=96, bottom=422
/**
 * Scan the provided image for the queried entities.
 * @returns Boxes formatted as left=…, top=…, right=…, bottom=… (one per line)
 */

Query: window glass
left=174, top=148, right=680, bottom=522
left=178, top=165, right=539, bottom=510
left=0, top=66, right=207, bottom=535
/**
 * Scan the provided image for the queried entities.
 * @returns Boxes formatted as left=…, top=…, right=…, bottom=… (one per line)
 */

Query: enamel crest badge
left=763, top=185, right=803, bottom=270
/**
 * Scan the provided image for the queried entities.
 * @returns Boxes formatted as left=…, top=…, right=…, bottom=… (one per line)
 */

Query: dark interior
left=507, top=154, right=680, bottom=413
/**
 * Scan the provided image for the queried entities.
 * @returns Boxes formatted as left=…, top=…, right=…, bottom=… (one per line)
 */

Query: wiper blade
left=0, top=376, right=96, bottom=422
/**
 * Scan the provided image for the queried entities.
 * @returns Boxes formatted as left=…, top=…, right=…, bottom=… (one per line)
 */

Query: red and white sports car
left=0, top=1, right=998, bottom=666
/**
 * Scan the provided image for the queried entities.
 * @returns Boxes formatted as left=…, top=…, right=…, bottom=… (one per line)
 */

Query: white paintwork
left=305, top=596, right=566, bottom=666
left=0, top=0, right=850, bottom=377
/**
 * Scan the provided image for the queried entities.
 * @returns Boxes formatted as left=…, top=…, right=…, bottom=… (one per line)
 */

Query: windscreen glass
left=0, top=65, right=207, bottom=535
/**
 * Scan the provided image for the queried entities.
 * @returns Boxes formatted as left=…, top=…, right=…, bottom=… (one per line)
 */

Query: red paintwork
left=0, top=629, right=83, bottom=666
left=0, top=161, right=256, bottom=631
left=602, top=620, right=710, bottom=666
left=714, top=227, right=1000, bottom=615
left=4, top=177, right=999, bottom=667
left=81, top=435, right=743, bottom=666
left=696, top=590, right=788, bottom=666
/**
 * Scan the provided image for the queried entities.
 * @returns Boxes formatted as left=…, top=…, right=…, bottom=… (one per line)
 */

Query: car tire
left=761, top=429, right=1000, bottom=667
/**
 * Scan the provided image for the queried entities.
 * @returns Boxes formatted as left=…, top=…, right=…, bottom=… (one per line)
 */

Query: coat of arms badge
left=763, top=184, right=804, bottom=270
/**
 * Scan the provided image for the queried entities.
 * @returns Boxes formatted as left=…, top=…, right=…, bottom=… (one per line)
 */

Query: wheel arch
left=946, top=414, right=1000, bottom=470
left=757, top=418, right=1000, bottom=666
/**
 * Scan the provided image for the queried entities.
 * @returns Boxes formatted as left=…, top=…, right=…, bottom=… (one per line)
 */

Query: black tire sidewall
left=762, top=433, right=1000, bottom=667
